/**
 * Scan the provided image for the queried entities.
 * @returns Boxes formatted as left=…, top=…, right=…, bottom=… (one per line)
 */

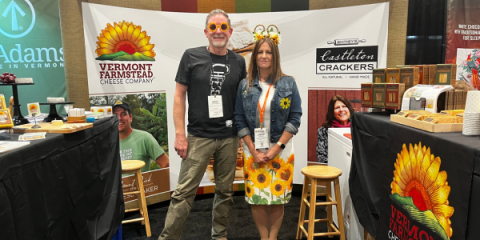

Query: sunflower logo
left=267, top=157, right=285, bottom=172
left=252, top=168, right=272, bottom=190
left=29, top=105, right=37, bottom=110
left=280, top=98, right=290, bottom=109
left=97, top=108, right=105, bottom=113
left=391, top=143, right=454, bottom=239
left=246, top=182, right=254, bottom=198
left=95, top=21, right=155, bottom=61
left=270, top=180, right=286, bottom=197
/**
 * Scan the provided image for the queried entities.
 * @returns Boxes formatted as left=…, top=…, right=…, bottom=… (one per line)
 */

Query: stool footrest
left=303, top=198, right=338, bottom=206
left=123, top=191, right=141, bottom=195
left=122, top=217, right=145, bottom=224
left=125, top=208, right=140, bottom=213
left=303, top=219, right=329, bottom=223
left=315, top=201, right=337, bottom=206
left=307, top=192, right=327, bottom=197
left=314, top=231, right=341, bottom=237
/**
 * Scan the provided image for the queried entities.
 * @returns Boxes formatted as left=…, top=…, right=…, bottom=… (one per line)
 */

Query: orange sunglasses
left=207, top=22, right=230, bottom=32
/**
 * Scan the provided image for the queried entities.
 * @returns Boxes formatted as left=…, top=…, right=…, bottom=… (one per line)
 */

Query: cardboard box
left=361, top=83, right=373, bottom=107
left=455, top=90, right=464, bottom=109
left=386, top=68, right=400, bottom=83
left=447, top=90, right=455, bottom=110
left=428, top=65, right=437, bottom=85
left=444, top=90, right=450, bottom=110
left=372, top=69, right=386, bottom=83
left=385, top=83, right=405, bottom=110
left=415, top=65, right=427, bottom=84
left=372, top=83, right=386, bottom=108
left=436, top=64, right=456, bottom=87
left=400, top=67, right=419, bottom=89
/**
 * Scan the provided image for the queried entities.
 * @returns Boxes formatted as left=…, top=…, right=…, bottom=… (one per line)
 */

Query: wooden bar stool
left=121, top=160, right=151, bottom=237
left=296, top=165, right=345, bottom=240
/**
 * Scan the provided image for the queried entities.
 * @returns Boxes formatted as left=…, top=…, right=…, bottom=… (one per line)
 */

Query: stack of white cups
left=462, top=91, right=480, bottom=135
left=68, top=108, right=85, bottom=117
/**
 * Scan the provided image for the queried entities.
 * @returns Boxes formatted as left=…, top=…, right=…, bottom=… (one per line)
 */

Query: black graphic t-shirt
left=175, top=46, right=246, bottom=139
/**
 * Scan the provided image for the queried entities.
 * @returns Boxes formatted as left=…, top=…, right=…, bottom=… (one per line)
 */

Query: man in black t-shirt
left=158, top=9, right=246, bottom=240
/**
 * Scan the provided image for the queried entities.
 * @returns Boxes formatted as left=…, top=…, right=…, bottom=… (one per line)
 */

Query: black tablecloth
left=0, top=117, right=124, bottom=240
left=350, top=112, right=480, bottom=240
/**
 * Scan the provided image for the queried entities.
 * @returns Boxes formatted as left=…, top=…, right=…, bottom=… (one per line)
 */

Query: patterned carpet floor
left=123, top=191, right=342, bottom=240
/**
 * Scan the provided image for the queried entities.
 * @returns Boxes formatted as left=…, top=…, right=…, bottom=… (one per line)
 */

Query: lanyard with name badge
left=207, top=46, right=229, bottom=118
left=255, top=84, right=272, bottom=150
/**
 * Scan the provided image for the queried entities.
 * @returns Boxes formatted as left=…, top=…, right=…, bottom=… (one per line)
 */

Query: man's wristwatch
left=276, top=141, right=286, bottom=149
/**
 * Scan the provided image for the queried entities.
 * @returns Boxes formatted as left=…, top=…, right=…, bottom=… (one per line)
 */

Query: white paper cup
left=465, top=91, right=480, bottom=113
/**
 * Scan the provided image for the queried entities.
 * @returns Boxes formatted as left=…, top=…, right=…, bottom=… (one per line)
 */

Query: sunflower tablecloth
left=243, top=141, right=294, bottom=205
left=350, top=112, right=480, bottom=240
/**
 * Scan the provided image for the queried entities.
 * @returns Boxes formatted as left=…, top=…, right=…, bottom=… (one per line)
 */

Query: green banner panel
left=0, top=0, right=66, bottom=117
left=235, top=0, right=271, bottom=13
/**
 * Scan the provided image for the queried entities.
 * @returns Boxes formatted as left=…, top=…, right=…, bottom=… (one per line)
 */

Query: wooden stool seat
left=297, top=165, right=345, bottom=240
left=121, top=160, right=151, bottom=237
left=122, top=160, right=145, bottom=172
left=301, top=165, right=342, bottom=179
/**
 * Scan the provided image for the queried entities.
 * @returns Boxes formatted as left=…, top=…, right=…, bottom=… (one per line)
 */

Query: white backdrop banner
left=82, top=2, right=389, bottom=191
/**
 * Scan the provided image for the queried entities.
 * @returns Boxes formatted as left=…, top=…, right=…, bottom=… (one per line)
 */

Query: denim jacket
left=234, top=75, right=302, bottom=143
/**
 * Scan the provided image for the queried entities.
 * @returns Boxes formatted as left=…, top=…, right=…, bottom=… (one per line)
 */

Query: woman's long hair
left=247, top=38, right=285, bottom=89
left=321, top=95, right=355, bottom=128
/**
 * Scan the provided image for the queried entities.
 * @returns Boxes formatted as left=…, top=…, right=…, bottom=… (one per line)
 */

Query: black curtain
left=405, top=0, right=447, bottom=64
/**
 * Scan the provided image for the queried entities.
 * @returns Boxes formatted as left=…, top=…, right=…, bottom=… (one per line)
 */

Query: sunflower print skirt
left=243, top=141, right=294, bottom=205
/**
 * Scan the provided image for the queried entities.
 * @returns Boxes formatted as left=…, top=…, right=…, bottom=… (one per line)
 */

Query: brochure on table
left=0, top=141, right=30, bottom=153
left=401, top=85, right=454, bottom=113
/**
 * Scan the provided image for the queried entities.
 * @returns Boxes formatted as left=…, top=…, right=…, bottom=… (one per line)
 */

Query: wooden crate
left=390, top=114, right=463, bottom=133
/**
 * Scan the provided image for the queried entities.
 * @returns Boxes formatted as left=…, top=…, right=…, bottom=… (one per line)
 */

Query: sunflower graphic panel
left=390, top=142, right=454, bottom=239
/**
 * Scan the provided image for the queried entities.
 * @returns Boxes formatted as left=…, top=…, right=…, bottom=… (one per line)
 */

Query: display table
left=350, top=112, right=480, bottom=240
left=0, top=117, right=124, bottom=240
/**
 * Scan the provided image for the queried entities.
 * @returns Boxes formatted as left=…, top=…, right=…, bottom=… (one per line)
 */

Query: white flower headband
left=252, top=24, right=281, bottom=45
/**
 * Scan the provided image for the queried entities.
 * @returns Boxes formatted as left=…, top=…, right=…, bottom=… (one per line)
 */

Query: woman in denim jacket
left=234, top=33, right=302, bottom=240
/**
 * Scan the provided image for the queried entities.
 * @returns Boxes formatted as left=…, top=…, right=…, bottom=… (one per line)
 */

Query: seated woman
left=316, top=95, right=354, bottom=163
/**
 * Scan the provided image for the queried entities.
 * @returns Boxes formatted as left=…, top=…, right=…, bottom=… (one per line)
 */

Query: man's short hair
left=205, top=9, right=231, bottom=29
